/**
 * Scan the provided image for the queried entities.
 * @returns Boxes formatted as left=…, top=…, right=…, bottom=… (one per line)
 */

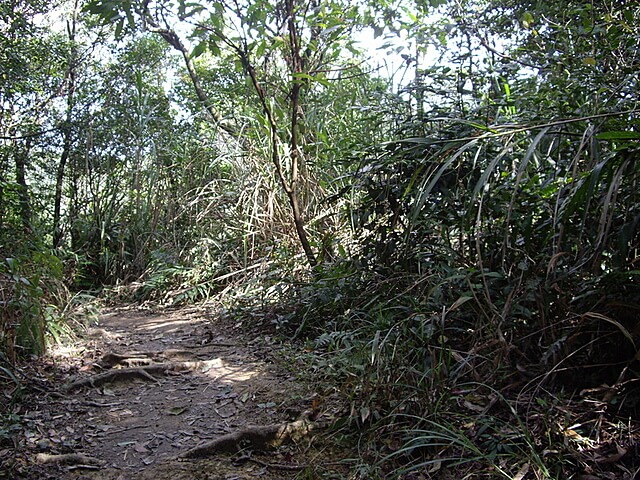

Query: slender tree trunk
left=415, top=41, right=424, bottom=122
left=288, top=190, right=317, bottom=266
left=53, top=1, right=79, bottom=248
left=15, top=137, right=32, bottom=231
left=0, top=149, right=9, bottom=227
left=285, top=0, right=317, bottom=267
left=244, top=58, right=318, bottom=268
left=53, top=118, right=74, bottom=247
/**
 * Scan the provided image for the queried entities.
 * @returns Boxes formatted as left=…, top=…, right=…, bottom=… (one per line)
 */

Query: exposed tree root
left=62, top=359, right=223, bottom=392
left=182, top=413, right=317, bottom=458
left=99, top=352, right=155, bottom=368
left=35, top=452, right=103, bottom=466
left=62, top=367, right=160, bottom=391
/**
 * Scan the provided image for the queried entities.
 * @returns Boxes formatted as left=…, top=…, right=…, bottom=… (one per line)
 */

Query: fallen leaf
left=462, top=400, right=485, bottom=413
left=594, top=445, right=627, bottom=464
left=360, top=406, right=370, bottom=423
left=101, top=386, right=116, bottom=396
left=428, top=459, right=441, bottom=473
left=133, top=442, right=150, bottom=453
left=215, top=405, right=236, bottom=418
left=512, top=463, right=529, bottom=480
left=167, top=406, right=188, bottom=416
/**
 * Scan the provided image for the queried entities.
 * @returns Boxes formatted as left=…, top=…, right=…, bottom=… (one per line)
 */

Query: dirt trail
left=11, top=306, right=341, bottom=479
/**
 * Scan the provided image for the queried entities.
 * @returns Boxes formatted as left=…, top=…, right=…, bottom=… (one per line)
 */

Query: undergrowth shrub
left=275, top=115, right=640, bottom=478
left=0, top=247, right=95, bottom=363
left=1, top=253, right=53, bottom=361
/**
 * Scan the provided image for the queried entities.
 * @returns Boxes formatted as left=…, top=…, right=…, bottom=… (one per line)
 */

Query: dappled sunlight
left=92, top=311, right=264, bottom=384
left=137, top=317, right=202, bottom=333
left=49, top=343, right=86, bottom=360
left=47, top=309, right=265, bottom=394
left=175, top=357, right=261, bottom=383
left=199, top=359, right=260, bottom=383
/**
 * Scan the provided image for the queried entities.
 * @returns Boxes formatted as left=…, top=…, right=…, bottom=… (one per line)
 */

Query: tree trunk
left=53, top=3, right=79, bottom=248
left=0, top=149, right=9, bottom=228
left=286, top=0, right=317, bottom=267
left=15, top=137, right=32, bottom=231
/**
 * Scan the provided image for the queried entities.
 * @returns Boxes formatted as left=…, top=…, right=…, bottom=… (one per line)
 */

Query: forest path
left=18, top=306, right=339, bottom=480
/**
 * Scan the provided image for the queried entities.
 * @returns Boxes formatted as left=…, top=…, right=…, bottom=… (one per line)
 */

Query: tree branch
left=142, top=11, right=238, bottom=138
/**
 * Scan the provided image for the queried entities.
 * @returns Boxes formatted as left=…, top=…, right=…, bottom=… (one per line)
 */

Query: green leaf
left=167, top=406, right=188, bottom=415
left=360, top=406, right=370, bottom=422
left=596, top=131, right=640, bottom=140
left=372, top=25, right=384, bottom=38
left=208, top=39, right=221, bottom=56
left=292, top=72, right=330, bottom=87
left=370, top=330, right=380, bottom=364
left=321, top=25, right=342, bottom=37
left=190, top=41, right=207, bottom=59
left=255, top=40, right=266, bottom=58
left=125, top=8, right=135, bottom=29
left=449, top=296, right=473, bottom=311
left=114, top=18, right=124, bottom=38
left=521, top=11, right=535, bottom=29
left=410, top=138, right=480, bottom=223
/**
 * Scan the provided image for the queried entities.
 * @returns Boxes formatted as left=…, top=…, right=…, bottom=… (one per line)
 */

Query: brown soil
left=5, top=306, right=347, bottom=479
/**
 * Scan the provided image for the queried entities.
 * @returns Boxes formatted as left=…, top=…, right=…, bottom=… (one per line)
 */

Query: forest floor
left=4, top=305, right=350, bottom=480
left=6, top=304, right=639, bottom=480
